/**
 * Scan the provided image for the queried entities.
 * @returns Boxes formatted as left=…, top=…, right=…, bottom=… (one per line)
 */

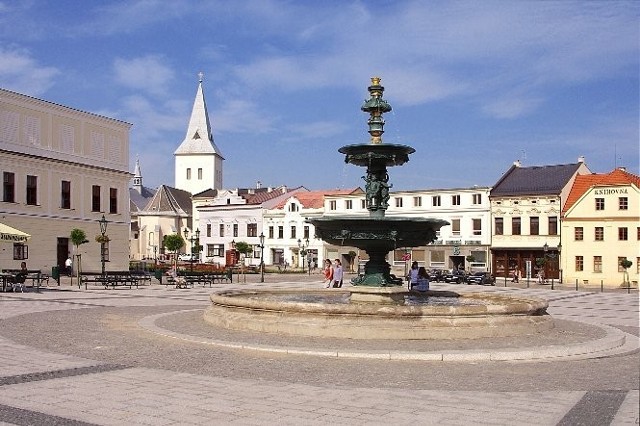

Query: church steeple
left=174, top=73, right=224, bottom=194
left=132, top=157, right=143, bottom=194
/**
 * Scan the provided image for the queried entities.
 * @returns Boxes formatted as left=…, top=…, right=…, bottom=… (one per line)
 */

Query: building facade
left=561, top=168, right=640, bottom=287
left=0, top=88, right=132, bottom=273
left=490, top=159, right=591, bottom=282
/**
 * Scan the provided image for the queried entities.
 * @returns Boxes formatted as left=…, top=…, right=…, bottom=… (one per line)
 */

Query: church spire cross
left=198, top=71, right=204, bottom=83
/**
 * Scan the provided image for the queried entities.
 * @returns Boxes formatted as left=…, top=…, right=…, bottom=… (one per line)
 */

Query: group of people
left=322, top=259, right=343, bottom=288
left=406, top=261, right=430, bottom=291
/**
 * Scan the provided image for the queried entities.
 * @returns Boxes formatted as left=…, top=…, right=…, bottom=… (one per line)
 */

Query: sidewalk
left=0, top=274, right=638, bottom=425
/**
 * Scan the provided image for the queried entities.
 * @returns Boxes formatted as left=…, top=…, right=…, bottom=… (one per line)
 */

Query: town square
left=1, top=1, right=638, bottom=425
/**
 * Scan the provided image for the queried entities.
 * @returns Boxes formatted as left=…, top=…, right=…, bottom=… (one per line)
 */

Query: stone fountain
left=205, top=78, right=553, bottom=340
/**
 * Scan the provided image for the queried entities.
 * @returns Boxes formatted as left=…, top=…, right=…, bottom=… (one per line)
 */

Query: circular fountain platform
left=205, top=288, right=553, bottom=340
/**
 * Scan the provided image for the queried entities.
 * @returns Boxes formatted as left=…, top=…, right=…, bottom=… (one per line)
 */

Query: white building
left=1, top=88, right=132, bottom=274
left=324, top=186, right=492, bottom=273
left=197, top=185, right=307, bottom=267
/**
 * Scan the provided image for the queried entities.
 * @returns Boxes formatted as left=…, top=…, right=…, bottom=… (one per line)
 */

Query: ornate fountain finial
left=361, top=77, right=392, bottom=144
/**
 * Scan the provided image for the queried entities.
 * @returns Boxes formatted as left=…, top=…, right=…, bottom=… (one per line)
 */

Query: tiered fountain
left=205, top=78, right=553, bottom=340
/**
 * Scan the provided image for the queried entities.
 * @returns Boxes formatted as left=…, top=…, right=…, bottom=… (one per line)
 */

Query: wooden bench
left=80, top=272, right=139, bottom=289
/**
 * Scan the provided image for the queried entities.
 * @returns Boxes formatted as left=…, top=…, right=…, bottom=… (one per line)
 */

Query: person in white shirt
left=332, top=259, right=343, bottom=288
left=65, top=257, right=72, bottom=276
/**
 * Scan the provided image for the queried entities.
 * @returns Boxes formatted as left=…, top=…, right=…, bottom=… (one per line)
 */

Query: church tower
left=132, top=157, right=143, bottom=194
left=174, top=73, right=224, bottom=195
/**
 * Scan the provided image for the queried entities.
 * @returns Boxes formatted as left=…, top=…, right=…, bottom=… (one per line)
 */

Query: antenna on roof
left=520, top=149, right=526, bottom=165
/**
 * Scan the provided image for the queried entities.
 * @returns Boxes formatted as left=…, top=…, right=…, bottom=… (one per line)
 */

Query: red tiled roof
left=563, top=168, right=640, bottom=215
left=273, top=188, right=363, bottom=209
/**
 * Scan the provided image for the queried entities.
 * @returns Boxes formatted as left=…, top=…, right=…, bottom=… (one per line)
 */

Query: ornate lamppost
left=258, top=232, right=265, bottom=283
left=183, top=228, right=200, bottom=272
left=297, top=237, right=309, bottom=273
left=97, top=214, right=109, bottom=278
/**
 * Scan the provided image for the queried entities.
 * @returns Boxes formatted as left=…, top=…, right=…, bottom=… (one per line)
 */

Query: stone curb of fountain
left=137, top=309, right=639, bottom=363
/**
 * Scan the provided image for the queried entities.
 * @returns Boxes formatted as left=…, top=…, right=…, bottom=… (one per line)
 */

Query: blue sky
left=1, top=1, right=638, bottom=191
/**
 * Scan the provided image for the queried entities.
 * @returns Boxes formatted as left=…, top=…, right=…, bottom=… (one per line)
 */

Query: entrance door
left=449, top=255, right=465, bottom=270
left=57, top=237, right=69, bottom=270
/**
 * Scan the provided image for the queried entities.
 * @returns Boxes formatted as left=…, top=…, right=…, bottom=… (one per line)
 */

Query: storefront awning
left=0, top=222, right=31, bottom=243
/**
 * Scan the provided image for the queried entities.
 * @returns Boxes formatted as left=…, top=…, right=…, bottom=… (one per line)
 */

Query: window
left=278, top=226, right=283, bottom=239
left=233, top=224, right=238, bottom=237
left=595, top=198, right=604, bottom=210
left=530, top=217, right=539, bottom=235
left=472, top=194, right=482, bottom=204
left=451, top=219, right=460, bottom=236
left=109, top=188, right=117, bottom=214
left=289, top=203, right=298, bottom=212
left=197, top=168, right=202, bottom=180
left=595, top=227, right=604, bottom=241
left=3, top=172, right=15, bottom=203
left=575, top=256, right=583, bottom=272
left=432, top=195, right=441, bottom=207
left=303, top=225, right=310, bottom=239
left=61, top=180, right=71, bottom=209
left=593, top=256, right=602, bottom=273
left=345, top=200, right=353, bottom=210
left=512, top=217, right=521, bottom=235
left=247, top=223, right=257, bottom=237
left=361, top=199, right=366, bottom=209
left=212, top=244, right=224, bottom=257
left=618, top=227, right=628, bottom=241
left=186, top=168, right=191, bottom=180
left=495, top=218, right=503, bottom=235
left=549, top=216, right=558, bottom=235
left=206, top=224, right=211, bottom=237
left=291, top=226, right=296, bottom=239
left=91, top=185, right=101, bottom=212
left=395, top=197, right=403, bottom=208
left=452, top=195, right=460, bottom=206
left=575, top=227, right=584, bottom=241
left=618, top=257, right=627, bottom=272
left=329, top=200, right=336, bottom=210
left=26, top=175, right=37, bottom=205
left=414, top=196, right=422, bottom=207
left=619, top=197, right=628, bottom=210
left=219, top=224, right=224, bottom=237
left=472, top=219, right=482, bottom=236
left=268, top=226, right=274, bottom=239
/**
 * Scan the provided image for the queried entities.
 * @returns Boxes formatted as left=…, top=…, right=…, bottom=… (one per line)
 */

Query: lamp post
left=258, top=232, right=265, bottom=283
left=98, top=214, right=109, bottom=278
left=297, top=237, right=309, bottom=273
left=183, top=228, right=200, bottom=272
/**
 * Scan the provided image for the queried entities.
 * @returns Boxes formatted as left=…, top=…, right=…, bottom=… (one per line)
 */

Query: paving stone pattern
left=0, top=275, right=637, bottom=425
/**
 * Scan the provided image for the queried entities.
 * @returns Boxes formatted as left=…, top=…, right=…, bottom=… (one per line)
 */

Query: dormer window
left=289, top=203, right=298, bottom=212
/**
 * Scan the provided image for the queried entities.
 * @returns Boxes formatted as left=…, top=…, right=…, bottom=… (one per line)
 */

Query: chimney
left=578, top=155, right=585, bottom=163
left=281, top=185, right=287, bottom=194
left=513, top=160, right=521, bottom=167
left=618, top=166, right=626, bottom=172
left=256, top=181, right=262, bottom=189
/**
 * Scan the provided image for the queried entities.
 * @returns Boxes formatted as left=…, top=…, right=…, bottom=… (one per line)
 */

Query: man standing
left=65, top=256, right=72, bottom=276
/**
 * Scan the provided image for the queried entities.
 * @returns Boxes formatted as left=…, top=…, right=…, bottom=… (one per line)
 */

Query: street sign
left=402, top=253, right=411, bottom=261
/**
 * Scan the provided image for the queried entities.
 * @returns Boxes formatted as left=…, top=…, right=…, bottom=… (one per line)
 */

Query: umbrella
left=0, top=222, right=30, bottom=243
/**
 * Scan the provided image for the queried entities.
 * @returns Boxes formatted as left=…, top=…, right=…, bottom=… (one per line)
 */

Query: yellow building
left=562, top=168, right=640, bottom=287
left=0, top=88, right=132, bottom=275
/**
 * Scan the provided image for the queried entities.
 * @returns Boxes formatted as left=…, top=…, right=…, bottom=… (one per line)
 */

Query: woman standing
left=322, top=259, right=333, bottom=288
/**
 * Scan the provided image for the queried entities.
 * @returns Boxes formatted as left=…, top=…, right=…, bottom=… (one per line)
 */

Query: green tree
left=234, top=241, right=252, bottom=266
left=69, top=228, right=89, bottom=280
left=163, top=234, right=185, bottom=269
left=620, top=258, right=633, bottom=285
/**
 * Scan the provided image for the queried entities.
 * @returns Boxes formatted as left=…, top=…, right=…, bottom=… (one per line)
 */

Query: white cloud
left=113, top=55, right=175, bottom=96
left=0, top=47, right=59, bottom=96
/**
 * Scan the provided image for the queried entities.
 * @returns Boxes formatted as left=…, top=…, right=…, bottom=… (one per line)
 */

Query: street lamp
left=183, top=228, right=200, bottom=272
left=258, top=232, right=265, bottom=283
left=297, top=237, right=309, bottom=273
left=98, top=214, right=109, bottom=278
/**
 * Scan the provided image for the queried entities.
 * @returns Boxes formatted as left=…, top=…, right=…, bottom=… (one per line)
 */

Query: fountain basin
left=205, top=289, right=553, bottom=340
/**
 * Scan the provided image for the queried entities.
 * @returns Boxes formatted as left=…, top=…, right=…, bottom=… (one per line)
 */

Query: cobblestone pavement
left=0, top=273, right=637, bottom=425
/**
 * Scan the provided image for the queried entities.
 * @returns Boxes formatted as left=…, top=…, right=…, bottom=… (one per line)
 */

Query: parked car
left=178, top=253, right=198, bottom=262
left=428, top=269, right=445, bottom=282
left=443, top=270, right=467, bottom=284
left=466, top=271, right=496, bottom=286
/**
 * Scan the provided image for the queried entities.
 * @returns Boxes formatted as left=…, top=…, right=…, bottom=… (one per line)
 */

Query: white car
left=178, top=253, right=198, bottom=262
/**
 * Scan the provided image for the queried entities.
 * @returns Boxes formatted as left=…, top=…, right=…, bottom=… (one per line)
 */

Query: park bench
left=2, top=269, right=48, bottom=292
left=80, top=271, right=139, bottom=289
